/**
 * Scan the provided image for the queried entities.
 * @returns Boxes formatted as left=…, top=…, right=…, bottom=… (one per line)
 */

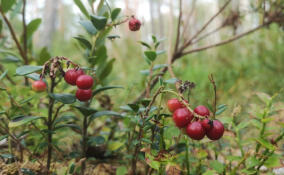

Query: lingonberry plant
left=0, top=0, right=283, bottom=174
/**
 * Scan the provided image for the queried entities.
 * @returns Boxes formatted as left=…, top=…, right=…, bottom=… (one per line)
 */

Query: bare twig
left=191, top=24, right=225, bottom=45
left=0, top=8, right=28, bottom=64
left=179, top=23, right=268, bottom=58
left=174, top=0, right=183, bottom=54
left=180, top=0, right=232, bottom=51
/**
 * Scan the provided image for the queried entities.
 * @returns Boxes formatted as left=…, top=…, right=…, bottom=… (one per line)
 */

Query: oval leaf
left=49, top=93, right=76, bottom=104
left=90, top=15, right=107, bottom=30
left=9, top=116, right=43, bottom=128
left=16, top=65, right=43, bottom=76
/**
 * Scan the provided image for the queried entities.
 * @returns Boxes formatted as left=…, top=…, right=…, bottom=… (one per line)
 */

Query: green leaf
left=111, top=8, right=121, bottom=21
left=156, top=50, right=166, bottom=55
left=9, top=116, right=43, bottom=128
left=88, top=136, right=105, bottom=145
left=0, top=55, right=21, bottom=63
left=26, top=18, right=41, bottom=40
left=236, top=121, right=250, bottom=131
left=79, top=20, right=97, bottom=35
left=53, top=115, right=77, bottom=126
left=245, top=157, right=260, bottom=169
left=138, top=41, right=151, bottom=49
left=54, top=124, right=81, bottom=132
left=164, top=78, right=178, bottom=84
left=164, top=126, right=180, bottom=139
left=144, top=51, right=157, bottom=61
left=254, top=138, right=275, bottom=150
left=74, top=36, right=92, bottom=49
left=49, top=93, right=76, bottom=104
left=202, top=170, right=216, bottom=175
left=127, top=104, right=139, bottom=113
left=216, top=106, right=227, bottom=115
left=90, top=15, right=107, bottom=30
left=116, top=166, right=127, bottom=175
left=0, top=70, right=7, bottom=81
left=140, top=64, right=168, bottom=75
left=1, top=0, right=16, bottom=13
left=92, top=111, right=123, bottom=118
left=92, top=85, right=123, bottom=96
left=0, top=135, right=7, bottom=141
left=97, top=58, right=115, bottom=80
left=16, top=65, right=43, bottom=76
left=264, top=154, right=281, bottom=168
left=38, top=47, right=51, bottom=65
left=73, top=0, right=89, bottom=18
left=0, top=19, right=2, bottom=33
left=107, top=35, right=120, bottom=40
left=256, top=92, right=272, bottom=103
left=209, top=160, right=225, bottom=174
left=73, top=106, right=97, bottom=117
left=0, top=154, right=14, bottom=159
left=26, top=73, right=40, bottom=81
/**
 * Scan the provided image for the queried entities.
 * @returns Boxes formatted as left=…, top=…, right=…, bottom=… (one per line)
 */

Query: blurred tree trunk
left=39, top=0, right=59, bottom=48
left=149, top=0, right=157, bottom=35
left=157, top=0, right=164, bottom=48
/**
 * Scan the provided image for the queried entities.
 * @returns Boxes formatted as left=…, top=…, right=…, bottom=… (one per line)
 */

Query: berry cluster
left=167, top=98, right=224, bottom=141
left=64, top=69, right=93, bottom=101
left=32, top=68, right=94, bottom=102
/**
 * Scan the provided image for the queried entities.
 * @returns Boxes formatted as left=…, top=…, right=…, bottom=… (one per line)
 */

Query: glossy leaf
left=0, top=55, right=21, bottom=63
left=97, top=58, right=115, bottom=80
left=111, top=8, right=121, bottom=21
left=16, top=65, right=43, bottom=76
left=88, top=136, right=105, bottom=145
left=90, top=15, right=107, bottom=30
left=49, top=93, right=76, bottom=104
left=0, top=70, right=7, bottom=81
left=26, top=73, right=40, bottom=81
left=140, top=64, right=168, bottom=75
left=92, top=111, right=123, bottom=118
left=74, top=36, right=92, bottom=49
left=27, top=18, right=42, bottom=39
left=79, top=20, right=97, bottom=35
left=144, top=51, right=157, bottom=61
left=92, top=85, right=123, bottom=96
left=38, top=47, right=51, bottom=65
left=73, top=106, right=97, bottom=117
left=9, top=116, right=43, bottom=128
left=1, top=0, right=16, bottom=13
left=164, top=78, right=178, bottom=84
left=73, top=0, right=89, bottom=18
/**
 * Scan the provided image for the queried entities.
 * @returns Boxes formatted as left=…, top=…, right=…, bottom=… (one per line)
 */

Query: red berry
left=206, top=120, right=224, bottom=140
left=64, top=69, right=84, bottom=85
left=173, top=108, right=193, bottom=128
left=194, top=105, right=210, bottom=117
left=32, top=80, right=47, bottom=92
left=129, top=17, right=141, bottom=31
left=167, top=98, right=185, bottom=113
left=76, top=75, right=93, bottom=89
left=201, top=118, right=212, bottom=131
left=186, top=121, right=206, bottom=140
left=76, top=89, right=92, bottom=101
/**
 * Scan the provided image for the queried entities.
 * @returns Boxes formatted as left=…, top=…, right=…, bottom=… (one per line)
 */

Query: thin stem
left=179, top=23, right=268, bottom=58
left=46, top=78, right=56, bottom=174
left=185, top=138, right=190, bottom=175
left=181, top=0, right=232, bottom=51
left=209, top=74, right=217, bottom=118
left=0, top=7, right=28, bottom=63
